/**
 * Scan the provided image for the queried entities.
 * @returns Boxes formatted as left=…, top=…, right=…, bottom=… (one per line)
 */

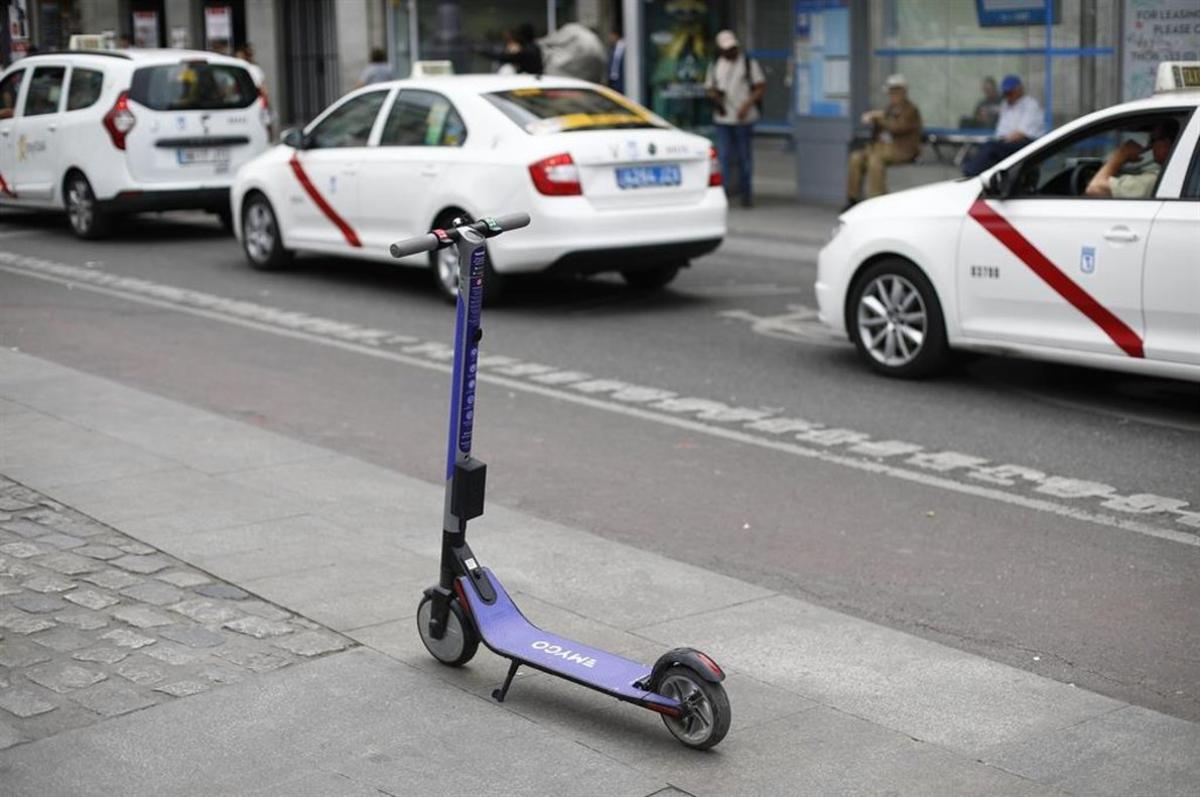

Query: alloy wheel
left=856, top=274, right=928, bottom=368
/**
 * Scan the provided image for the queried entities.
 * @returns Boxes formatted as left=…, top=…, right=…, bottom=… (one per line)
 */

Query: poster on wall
left=1123, top=0, right=1200, bottom=100
left=644, top=0, right=718, bottom=131
left=9, top=0, right=30, bottom=59
left=794, top=0, right=850, bottom=118
left=132, top=11, right=159, bottom=48
left=204, top=5, right=234, bottom=54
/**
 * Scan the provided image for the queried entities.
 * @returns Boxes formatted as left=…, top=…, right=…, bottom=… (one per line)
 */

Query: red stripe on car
left=0, top=173, right=17, bottom=198
left=967, top=198, right=1143, bottom=358
left=287, top=153, right=361, bottom=248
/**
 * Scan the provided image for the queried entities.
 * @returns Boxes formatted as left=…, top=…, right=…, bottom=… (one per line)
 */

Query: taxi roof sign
left=1155, top=62, right=1200, bottom=94
left=411, top=60, right=454, bottom=78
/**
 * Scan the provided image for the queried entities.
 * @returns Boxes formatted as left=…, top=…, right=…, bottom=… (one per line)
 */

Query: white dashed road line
left=2, top=251, right=1196, bottom=548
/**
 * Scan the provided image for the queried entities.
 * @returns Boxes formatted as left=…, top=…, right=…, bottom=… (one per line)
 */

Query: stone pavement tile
left=163, top=514, right=352, bottom=562
left=635, top=594, right=1125, bottom=756
left=0, top=719, right=24, bottom=751
left=115, top=656, right=169, bottom=686
left=28, top=626, right=93, bottom=653
left=53, top=609, right=108, bottom=631
left=980, top=704, right=1200, bottom=797
left=154, top=680, right=209, bottom=697
left=111, top=606, right=174, bottom=628
left=154, top=570, right=211, bottom=588
left=72, top=544, right=124, bottom=560
left=0, top=576, right=23, bottom=596
left=72, top=646, right=131, bottom=664
left=33, top=533, right=85, bottom=550
left=25, top=662, right=106, bottom=693
left=168, top=598, right=243, bottom=626
left=0, top=609, right=56, bottom=635
left=9, top=593, right=68, bottom=614
left=0, top=689, right=57, bottom=718
left=0, top=556, right=35, bottom=578
left=111, top=554, right=171, bottom=575
left=101, top=628, right=156, bottom=649
left=237, top=600, right=291, bottom=622
left=192, top=535, right=372, bottom=584
left=223, top=616, right=294, bottom=639
left=0, top=648, right=664, bottom=797
left=0, top=542, right=45, bottom=559
left=35, top=552, right=101, bottom=576
left=142, top=642, right=202, bottom=666
left=194, top=583, right=248, bottom=600
left=114, top=541, right=155, bottom=555
left=271, top=631, right=347, bottom=657
left=1, top=520, right=52, bottom=539
left=19, top=574, right=75, bottom=593
left=68, top=683, right=158, bottom=717
left=159, top=625, right=226, bottom=649
left=214, top=645, right=291, bottom=674
left=80, top=569, right=143, bottom=591
left=62, top=588, right=119, bottom=611
left=0, top=638, right=52, bottom=668
left=266, top=586, right=412, bottom=633
left=118, top=581, right=184, bottom=606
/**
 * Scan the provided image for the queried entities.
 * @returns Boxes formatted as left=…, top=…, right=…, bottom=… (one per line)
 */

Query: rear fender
left=648, top=647, right=725, bottom=687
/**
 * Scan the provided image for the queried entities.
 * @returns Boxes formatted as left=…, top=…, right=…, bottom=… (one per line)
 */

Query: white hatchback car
left=0, top=49, right=269, bottom=238
left=817, top=63, right=1200, bottom=382
left=231, top=74, right=726, bottom=300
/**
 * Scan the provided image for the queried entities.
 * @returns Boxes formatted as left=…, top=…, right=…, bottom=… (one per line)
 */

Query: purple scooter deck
left=459, top=568, right=682, bottom=713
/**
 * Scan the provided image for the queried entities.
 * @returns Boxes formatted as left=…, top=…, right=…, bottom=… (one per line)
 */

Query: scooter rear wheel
left=416, top=593, right=479, bottom=667
left=656, top=666, right=731, bottom=750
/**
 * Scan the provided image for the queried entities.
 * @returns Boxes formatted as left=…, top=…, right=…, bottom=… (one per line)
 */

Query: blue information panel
left=975, top=0, right=1060, bottom=27
left=793, top=0, right=851, bottom=118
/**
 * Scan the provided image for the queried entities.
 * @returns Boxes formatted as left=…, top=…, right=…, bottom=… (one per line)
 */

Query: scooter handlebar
left=389, top=212, right=531, bottom=259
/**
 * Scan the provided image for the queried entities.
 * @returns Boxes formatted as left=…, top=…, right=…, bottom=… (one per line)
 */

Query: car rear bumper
left=545, top=238, right=722, bottom=276
left=98, top=187, right=232, bottom=214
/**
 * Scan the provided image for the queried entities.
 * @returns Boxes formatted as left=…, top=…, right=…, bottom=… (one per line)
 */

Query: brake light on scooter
left=103, top=91, right=136, bottom=150
left=529, top=152, right=582, bottom=196
left=708, top=146, right=722, bottom=187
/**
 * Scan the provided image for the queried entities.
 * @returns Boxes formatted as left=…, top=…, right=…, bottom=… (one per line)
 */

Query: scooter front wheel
left=657, top=666, right=731, bottom=750
left=416, top=593, right=479, bottom=667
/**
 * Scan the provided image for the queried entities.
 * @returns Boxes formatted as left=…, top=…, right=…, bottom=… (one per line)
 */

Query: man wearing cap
left=1085, top=119, right=1179, bottom=199
left=844, top=74, right=923, bottom=209
left=705, top=30, right=766, bottom=208
left=962, top=74, right=1045, bottom=176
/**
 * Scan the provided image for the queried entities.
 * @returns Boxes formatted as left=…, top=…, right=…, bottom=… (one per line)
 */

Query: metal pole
left=1043, top=0, right=1053, bottom=132
left=622, top=0, right=641, bottom=104
left=408, top=0, right=419, bottom=64
left=547, top=0, right=556, bottom=35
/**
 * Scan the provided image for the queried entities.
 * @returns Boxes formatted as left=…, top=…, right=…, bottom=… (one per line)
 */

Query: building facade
left=7, top=1, right=1196, bottom=202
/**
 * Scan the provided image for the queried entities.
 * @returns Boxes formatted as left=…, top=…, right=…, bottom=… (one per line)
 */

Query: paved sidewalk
left=1, top=348, right=1198, bottom=796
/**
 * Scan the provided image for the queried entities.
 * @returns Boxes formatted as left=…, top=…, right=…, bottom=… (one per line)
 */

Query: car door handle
left=1103, top=226, right=1139, bottom=243
left=342, top=168, right=357, bottom=177
left=48, top=123, right=57, bottom=132
left=0, top=129, right=9, bottom=137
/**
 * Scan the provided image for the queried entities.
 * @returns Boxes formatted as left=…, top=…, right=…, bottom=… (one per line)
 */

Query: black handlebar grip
left=389, top=233, right=439, bottom=259
left=489, top=212, right=531, bottom=232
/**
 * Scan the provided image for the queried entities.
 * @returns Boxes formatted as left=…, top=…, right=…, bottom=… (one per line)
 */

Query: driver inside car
left=1085, top=119, right=1179, bottom=199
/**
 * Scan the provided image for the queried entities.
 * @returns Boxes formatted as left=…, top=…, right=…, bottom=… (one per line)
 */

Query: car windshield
left=483, top=87, right=667, bottom=134
left=130, top=62, right=257, bottom=111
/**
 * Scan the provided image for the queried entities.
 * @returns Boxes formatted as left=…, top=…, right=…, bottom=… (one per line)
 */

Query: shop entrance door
left=282, top=0, right=340, bottom=126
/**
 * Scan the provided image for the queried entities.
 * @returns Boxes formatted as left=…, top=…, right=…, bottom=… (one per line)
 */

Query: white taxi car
left=231, top=74, right=726, bottom=300
left=817, top=62, right=1200, bottom=382
left=0, top=49, right=269, bottom=238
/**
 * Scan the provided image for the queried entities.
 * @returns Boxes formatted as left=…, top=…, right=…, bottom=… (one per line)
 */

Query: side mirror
left=985, top=168, right=1010, bottom=198
left=281, top=128, right=306, bottom=149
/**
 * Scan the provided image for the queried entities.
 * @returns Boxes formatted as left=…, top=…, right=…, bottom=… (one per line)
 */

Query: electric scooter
left=390, top=214, right=731, bottom=750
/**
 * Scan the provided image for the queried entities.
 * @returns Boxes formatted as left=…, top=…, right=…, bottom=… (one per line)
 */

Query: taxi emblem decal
left=1080, top=246, right=1096, bottom=275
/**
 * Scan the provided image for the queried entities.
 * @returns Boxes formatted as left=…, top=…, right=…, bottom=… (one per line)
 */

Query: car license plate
left=177, top=147, right=230, bottom=165
left=615, top=164, right=681, bottom=189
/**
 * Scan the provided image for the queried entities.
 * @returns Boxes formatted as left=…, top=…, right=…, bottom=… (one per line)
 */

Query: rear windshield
left=130, top=62, right=256, bottom=111
left=483, top=87, right=667, bottom=135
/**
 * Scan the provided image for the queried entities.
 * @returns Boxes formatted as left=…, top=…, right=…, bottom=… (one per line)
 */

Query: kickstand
left=492, top=660, right=520, bottom=703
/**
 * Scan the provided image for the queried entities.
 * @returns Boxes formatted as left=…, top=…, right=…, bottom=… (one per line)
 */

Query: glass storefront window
left=416, top=0, right=577, bottom=75
left=868, top=0, right=1118, bottom=133
left=643, top=0, right=720, bottom=131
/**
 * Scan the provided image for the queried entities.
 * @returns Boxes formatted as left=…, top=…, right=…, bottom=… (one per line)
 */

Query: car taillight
left=103, top=91, right=136, bottom=150
left=708, top=146, right=722, bottom=187
left=529, top=152, right=581, bottom=196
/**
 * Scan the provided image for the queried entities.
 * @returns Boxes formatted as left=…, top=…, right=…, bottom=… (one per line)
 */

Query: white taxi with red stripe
left=817, top=62, right=1200, bottom=382
left=230, top=74, right=726, bottom=300
left=0, top=49, right=269, bottom=238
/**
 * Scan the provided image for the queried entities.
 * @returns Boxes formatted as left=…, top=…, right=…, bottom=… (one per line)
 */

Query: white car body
left=0, top=49, right=269, bottom=231
left=231, top=74, right=726, bottom=283
left=817, top=87, right=1200, bottom=382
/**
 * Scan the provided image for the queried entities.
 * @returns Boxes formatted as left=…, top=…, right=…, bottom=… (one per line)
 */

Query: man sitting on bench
left=845, top=74, right=923, bottom=210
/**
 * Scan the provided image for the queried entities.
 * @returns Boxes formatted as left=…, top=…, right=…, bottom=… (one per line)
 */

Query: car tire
left=64, top=172, right=111, bottom=240
left=847, top=258, right=949, bottom=378
left=621, top=263, right=681, bottom=290
left=240, top=193, right=293, bottom=271
left=429, top=211, right=506, bottom=305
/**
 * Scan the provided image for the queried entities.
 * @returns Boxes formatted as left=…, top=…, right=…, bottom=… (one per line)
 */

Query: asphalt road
left=1, top=209, right=1197, bottom=721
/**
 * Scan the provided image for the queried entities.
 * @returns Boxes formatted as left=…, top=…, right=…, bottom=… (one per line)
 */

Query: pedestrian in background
left=960, top=76, right=1001, bottom=129
left=705, top=29, right=765, bottom=208
left=480, top=23, right=543, bottom=75
left=357, top=48, right=393, bottom=87
left=608, top=28, right=626, bottom=94
left=844, top=73, right=922, bottom=209
left=962, top=74, right=1045, bottom=176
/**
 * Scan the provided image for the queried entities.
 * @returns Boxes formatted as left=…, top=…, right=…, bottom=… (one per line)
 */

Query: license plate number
left=615, top=164, right=681, bottom=189
left=177, top=147, right=230, bottom=165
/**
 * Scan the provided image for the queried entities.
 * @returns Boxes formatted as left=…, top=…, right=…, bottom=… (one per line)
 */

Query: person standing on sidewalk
left=705, top=30, right=766, bottom=208
left=357, top=48, right=394, bottom=87
left=844, top=74, right=923, bottom=210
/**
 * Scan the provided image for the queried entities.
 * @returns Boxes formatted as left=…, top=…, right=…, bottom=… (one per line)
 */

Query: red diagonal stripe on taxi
left=967, top=198, right=1143, bottom=358
left=0, top=172, right=17, bottom=198
left=287, top=153, right=361, bottom=248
